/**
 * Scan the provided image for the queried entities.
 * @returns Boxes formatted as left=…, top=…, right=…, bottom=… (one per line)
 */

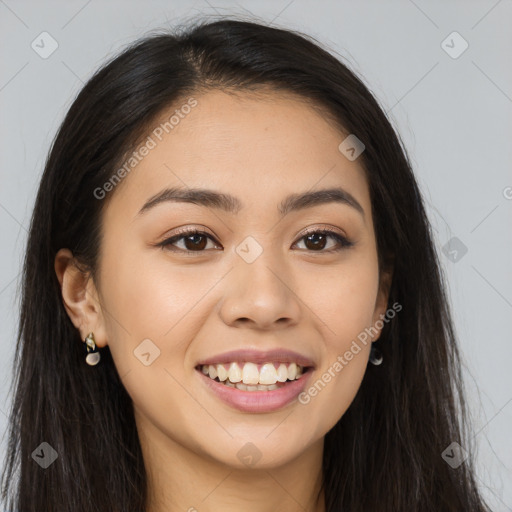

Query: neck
left=137, top=412, right=325, bottom=512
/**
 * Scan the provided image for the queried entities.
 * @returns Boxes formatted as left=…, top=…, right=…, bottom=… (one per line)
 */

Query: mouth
left=195, top=361, right=312, bottom=392
left=195, top=348, right=315, bottom=412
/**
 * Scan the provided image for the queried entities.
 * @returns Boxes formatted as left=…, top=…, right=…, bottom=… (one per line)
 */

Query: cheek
left=304, top=253, right=380, bottom=348
left=299, top=349, right=368, bottom=437
left=294, top=253, right=379, bottom=428
left=99, top=241, right=204, bottom=333
left=96, top=250, right=207, bottom=429
left=97, top=241, right=222, bottom=375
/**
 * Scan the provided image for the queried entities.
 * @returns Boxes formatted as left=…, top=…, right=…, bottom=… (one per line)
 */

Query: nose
left=218, top=252, right=302, bottom=330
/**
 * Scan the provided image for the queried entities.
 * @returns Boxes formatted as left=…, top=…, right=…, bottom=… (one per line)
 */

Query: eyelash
left=157, top=226, right=354, bottom=255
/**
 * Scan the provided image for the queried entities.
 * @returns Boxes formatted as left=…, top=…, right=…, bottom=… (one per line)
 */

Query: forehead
left=104, top=88, right=371, bottom=220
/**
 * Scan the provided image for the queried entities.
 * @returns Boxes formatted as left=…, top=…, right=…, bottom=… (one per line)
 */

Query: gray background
left=1, top=0, right=511, bottom=508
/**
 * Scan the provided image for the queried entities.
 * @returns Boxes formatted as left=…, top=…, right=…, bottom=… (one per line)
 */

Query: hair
left=1, top=16, right=491, bottom=512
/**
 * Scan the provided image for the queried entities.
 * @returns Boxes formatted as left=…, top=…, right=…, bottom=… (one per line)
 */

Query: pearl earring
left=84, top=332, right=101, bottom=366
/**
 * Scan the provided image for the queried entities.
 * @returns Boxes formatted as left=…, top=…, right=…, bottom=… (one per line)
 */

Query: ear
left=54, top=248, right=108, bottom=348
left=371, top=265, right=394, bottom=342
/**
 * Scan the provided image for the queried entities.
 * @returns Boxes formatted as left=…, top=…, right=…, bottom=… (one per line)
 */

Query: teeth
left=200, top=361, right=306, bottom=385
left=259, top=363, right=278, bottom=384
left=216, top=364, right=228, bottom=381
left=287, top=363, right=297, bottom=380
left=276, top=363, right=288, bottom=382
left=228, top=362, right=242, bottom=383
left=234, top=383, right=278, bottom=392
left=242, top=362, right=260, bottom=384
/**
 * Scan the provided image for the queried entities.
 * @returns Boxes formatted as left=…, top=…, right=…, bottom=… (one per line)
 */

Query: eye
left=158, top=229, right=221, bottom=254
left=157, top=226, right=353, bottom=254
left=293, top=228, right=353, bottom=252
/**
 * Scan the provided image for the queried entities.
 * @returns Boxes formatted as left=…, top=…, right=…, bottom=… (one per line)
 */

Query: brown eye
left=159, top=230, right=220, bottom=253
left=294, top=229, right=353, bottom=252
left=158, top=228, right=353, bottom=255
left=304, top=232, right=328, bottom=251
left=181, top=233, right=208, bottom=251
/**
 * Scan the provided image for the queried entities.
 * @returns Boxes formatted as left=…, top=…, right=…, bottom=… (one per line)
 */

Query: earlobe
left=54, top=248, right=108, bottom=347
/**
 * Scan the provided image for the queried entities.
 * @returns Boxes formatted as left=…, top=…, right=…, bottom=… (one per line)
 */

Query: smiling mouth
left=195, top=361, right=312, bottom=392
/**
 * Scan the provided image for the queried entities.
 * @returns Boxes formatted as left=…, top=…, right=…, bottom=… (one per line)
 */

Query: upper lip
left=196, top=348, right=315, bottom=368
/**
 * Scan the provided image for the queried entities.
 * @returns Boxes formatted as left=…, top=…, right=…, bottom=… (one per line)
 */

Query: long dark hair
left=1, top=16, right=491, bottom=511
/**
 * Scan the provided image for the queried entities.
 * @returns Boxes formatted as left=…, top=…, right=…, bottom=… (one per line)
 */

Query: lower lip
left=197, top=369, right=312, bottom=413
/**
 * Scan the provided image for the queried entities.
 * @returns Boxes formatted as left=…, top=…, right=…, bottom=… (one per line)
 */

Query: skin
left=55, top=89, right=392, bottom=512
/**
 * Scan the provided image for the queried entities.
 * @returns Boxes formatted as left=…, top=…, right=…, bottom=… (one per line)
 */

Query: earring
left=84, top=332, right=101, bottom=366
left=369, top=344, right=383, bottom=366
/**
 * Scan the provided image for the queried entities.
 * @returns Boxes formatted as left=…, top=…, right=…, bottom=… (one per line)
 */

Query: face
left=60, top=89, right=390, bottom=470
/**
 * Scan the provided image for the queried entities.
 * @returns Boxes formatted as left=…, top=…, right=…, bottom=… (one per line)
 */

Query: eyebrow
left=137, top=186, right=365, bottom=218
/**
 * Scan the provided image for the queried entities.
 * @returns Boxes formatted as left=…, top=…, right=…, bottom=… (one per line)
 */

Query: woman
left=0, top=17, right=491, bottom=512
